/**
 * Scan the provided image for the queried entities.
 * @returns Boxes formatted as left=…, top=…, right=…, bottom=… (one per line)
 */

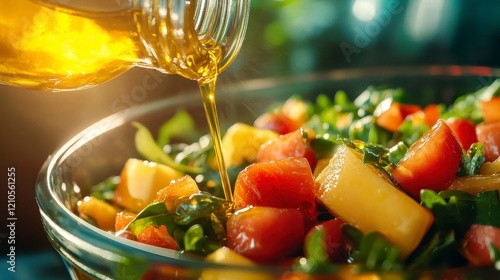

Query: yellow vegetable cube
left=77, top=196, right=117, bottom=231
left=113, top=158, right=183, bottom=212
left=315, top=145, right=434, bottom=258
left=209, top=123, right=279, bottom=169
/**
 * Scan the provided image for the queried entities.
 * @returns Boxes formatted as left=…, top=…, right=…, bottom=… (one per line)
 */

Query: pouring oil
left=0, top=0, right=236, bottom=201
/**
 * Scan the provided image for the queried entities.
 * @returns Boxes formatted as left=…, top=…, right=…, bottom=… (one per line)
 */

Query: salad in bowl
left=36, top=68, right=500, bottom=279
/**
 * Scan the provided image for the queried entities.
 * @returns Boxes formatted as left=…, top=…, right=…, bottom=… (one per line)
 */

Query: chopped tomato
left=476, top=122, right=500, bottom=162
left=226, top=206, right=305, bottom=263
left=461, top=224, right=500, bottom=266
left=421, top=104, right=442, bottom=127
left=392, top=119, right=462, bottom=199
left=153, top=175, right=200, bottom=212
left=115, top=210, right=137, bottom=232
left=446, top=118, right=478, bottom=150
left=376, top=102, right=421, bottom=132
left=481, top=97, right=500, bottom=124
left=233, top=157, right=316, bottom=224
left=136, top=225, right=178, bottom=250
left=253, top=112, right=300, bottom=135
left=256, top=129, right=317, bottom=169
left=253, top=98, right=308, bottom=135
left=408, top=104, right=441, bottom=128
left=305, top=218, right=347, bottom=262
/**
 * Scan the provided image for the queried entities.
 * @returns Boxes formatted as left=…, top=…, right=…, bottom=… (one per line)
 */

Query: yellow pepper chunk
left=113, top=158, right=184, bottom=212
left=209, top=123, right=279, bottom=169
left=315, top=145, right=434, bottom=258
left=77, top=196, right=117, bottom=232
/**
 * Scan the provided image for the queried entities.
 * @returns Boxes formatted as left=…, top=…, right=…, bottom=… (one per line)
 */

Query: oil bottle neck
left=132, top=0, right=250, bottom=81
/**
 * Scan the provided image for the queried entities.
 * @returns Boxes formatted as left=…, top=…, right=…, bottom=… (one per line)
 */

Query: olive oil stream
left=0, top=0, right=234, bottom=201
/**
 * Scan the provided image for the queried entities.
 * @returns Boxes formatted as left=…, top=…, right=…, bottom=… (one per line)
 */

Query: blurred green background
left=230, top=0, right=499, bottom=78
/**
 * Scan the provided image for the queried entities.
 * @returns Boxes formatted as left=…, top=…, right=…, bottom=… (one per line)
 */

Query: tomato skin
left=136, top=225, right=178, bottom=250
left=476, top=122, right=500, bottom=162
left=481, top=97, right=500, bottom=124
left=392, top=119, right=462, bottom=199
left=233, top=157, right=317, bottom=223
left=256, top=129, right=317, bottom=169
left=226, top=206, right=305, bottom=263
left=254, top=112, right=300, bottom=135
left=462, top=224, right=500, bottom=266
left=446, top=118, right=478, bottom=150
left=305, top=218, right=347, bottom=262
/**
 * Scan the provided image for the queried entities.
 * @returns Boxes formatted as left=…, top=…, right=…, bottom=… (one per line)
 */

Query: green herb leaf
left=407, top=230, right=462, bottom=269
left=125, top=202, right=177, bottom=236
left=489, top=243, right=500, bottom=262
left=457, top=143, right=486, bottom=177
left=133, top=122, right=203, bottom=173
left=184, top=224, right=206, bottom=251
left=174, top=193, right=232, bottom=225
left=157, top=110, right=197, bottom=147
left=182, top=224, right=220, bottom=255
left=90, top=176, right=120, bottom=201
left=293, top=227, right=339, bottom=274
left=342, top=225, right=403, bottom=272
left=442, top=89, right=483, bottom=123
left=420, top=190, right=475, bottom=235
left=474, top=190, right=500, bottom=227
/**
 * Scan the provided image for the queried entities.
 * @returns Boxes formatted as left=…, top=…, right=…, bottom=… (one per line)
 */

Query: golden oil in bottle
left=0, top=0, right=250, bottom=201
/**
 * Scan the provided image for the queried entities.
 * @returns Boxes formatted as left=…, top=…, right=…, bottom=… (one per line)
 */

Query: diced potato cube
left=77, top=196, right=117, bottom=231
left=315, top=145, right=434, bottom=258
left=209, top=123, right=279, bottom=169
left=113, top=158, right=183, bottom=212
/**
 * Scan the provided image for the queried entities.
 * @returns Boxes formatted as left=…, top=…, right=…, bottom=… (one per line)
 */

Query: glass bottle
left=0, top=0, right=250, bottom=91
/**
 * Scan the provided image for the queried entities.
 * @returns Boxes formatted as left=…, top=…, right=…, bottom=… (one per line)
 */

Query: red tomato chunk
left=462, top=224, right=500, bottom=266
left=233, top=157, right=317, bottom=224
left=226, top=206, right=305, bottom=263
left=392, top=119, right=462, bottom=199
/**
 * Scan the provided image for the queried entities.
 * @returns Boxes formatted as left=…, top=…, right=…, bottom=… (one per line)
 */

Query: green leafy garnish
left=174, top=193, right=232, bottom=225
left=342, top=225, right=403, bottom=272
left=157, top=110, right=197, bottom=147
left=90, top=175, right=120, bottom=201
left=133, top=122, right=203, bottom=173
left=183, top=224, right=220, bottom=255
left=125, top=202, right=177, bottom=236
left=407, top=230, right=460, bottom=269
left=457, top=143, right=486, bottom=177
left=413, top=190, right=500, bottom=269
left=293, top=227, right=339, bottom=274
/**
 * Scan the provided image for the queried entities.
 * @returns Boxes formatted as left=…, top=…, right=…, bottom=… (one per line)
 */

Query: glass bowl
left=36, top=66, right=500, bottom=280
